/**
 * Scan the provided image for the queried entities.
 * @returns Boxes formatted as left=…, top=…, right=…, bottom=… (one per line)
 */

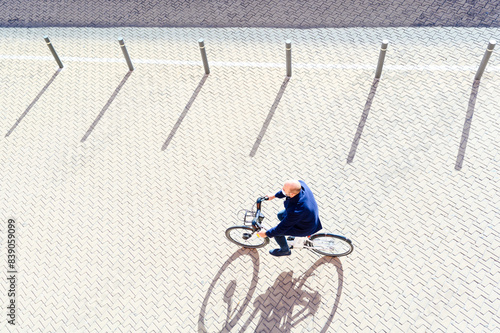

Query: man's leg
left=269, top=235, right=291, bottom=256
left=274, top=235, right=290, bottom=252
left=277, top=209, right=286, bottom=221
left=269, top=210, right=291, bottom=256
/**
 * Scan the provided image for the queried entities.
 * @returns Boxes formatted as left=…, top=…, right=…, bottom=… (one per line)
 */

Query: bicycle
left=225, top=196, right=354, bottom=257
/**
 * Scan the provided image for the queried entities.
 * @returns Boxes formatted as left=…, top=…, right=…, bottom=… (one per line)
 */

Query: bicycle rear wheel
left=225, top=226, right=270, bottom=248
left=309, top=233, right=354, bottom=257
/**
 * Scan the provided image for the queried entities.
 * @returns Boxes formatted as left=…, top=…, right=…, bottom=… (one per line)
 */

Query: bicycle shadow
left=198, top=248, right=260, bottom=333
left=239, top=256, right=343, bottom=333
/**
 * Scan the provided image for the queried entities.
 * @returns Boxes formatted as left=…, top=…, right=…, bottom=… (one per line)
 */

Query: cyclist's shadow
left=199, top=250, right=343, bottom=333
left=198, top=248, right=261, bottom=333
left=241, top=271, right=320, bottom=331
left=239, top=256, right=343, bottom=333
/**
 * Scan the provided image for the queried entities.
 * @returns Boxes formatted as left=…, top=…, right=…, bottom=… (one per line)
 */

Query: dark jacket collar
left=286, top=186, right=305, bottom=203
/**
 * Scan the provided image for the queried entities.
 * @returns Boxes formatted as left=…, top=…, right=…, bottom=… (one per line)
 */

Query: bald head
left=282, top=179, right=301, bottom=197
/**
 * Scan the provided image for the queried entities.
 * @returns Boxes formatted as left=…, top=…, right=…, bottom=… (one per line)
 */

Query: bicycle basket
left=242, top=210, right=257, bottom=225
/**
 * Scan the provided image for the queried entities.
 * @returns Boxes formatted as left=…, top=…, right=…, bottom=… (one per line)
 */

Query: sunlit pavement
left=0, top=27, right=498, bottom=332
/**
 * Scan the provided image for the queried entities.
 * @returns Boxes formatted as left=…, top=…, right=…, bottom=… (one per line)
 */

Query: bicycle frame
left=252, top=198, right=314, bottom=250
left=251, top=197, right=312, bottom=249
left=227, top=197, right=354, bottom=256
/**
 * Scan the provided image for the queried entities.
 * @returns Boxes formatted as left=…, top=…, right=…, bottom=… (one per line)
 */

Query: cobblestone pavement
left=0, top=27, right=499, bottom=332
left=1, top=0, right=500, bottom=28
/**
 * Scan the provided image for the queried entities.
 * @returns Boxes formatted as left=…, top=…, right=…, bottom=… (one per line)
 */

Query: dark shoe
left=287, top=236, right=295, bottom=241
left=269, top=248, right=291, bottom=257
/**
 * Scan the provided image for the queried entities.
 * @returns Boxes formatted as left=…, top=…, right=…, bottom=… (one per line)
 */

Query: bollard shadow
left=347, top=78, right=379, bottom=163
left=162, top=74, right=208, bottom=151
left=198, top=248, right=260, bottom=333
left=250, top=76, right=290, bottom=157
left=6, top=68, right=62, bottom=137
left=81, top=71, right=132, bottom=142
left=239, top=256, right=343, bottom=332
left=455, top=80, right=480, bottom=171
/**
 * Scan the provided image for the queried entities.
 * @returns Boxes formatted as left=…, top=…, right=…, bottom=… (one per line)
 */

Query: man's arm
left=257, top=216, right=294, bottom=239
left=267, top=189, right=285, bottom=201
left=265, top=211, right=302, bottom=238
left=256, top=189, right=286, bottom=238
left=275, top=190, right=286, bottom=199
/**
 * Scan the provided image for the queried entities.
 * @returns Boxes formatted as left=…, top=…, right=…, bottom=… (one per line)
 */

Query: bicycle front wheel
left=309, top=234, right=354, bottom=257
left=225, top=226, right=270, bottom=248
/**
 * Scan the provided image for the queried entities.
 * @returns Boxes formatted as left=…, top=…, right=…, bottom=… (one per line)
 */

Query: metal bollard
left=198, top=39, right=210, bottom=74
left=286, top=40, right=292, bottom=77
left=43, top=36, right=63, bottom=68
left=474, top=40, right=496, bottom=81
left=375, top=40, right=389, bottom=79
left=118, top=38, right=134, bottom=71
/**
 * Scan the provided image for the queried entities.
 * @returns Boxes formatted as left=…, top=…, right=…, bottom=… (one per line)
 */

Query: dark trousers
left=274, top=209, right=289, bottom=251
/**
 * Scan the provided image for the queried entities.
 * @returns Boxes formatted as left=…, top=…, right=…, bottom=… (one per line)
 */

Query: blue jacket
left=265, top=180, right=323, bottom=238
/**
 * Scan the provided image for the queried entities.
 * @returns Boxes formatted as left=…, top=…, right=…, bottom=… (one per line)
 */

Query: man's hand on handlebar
left=255, top=195, right=271, bottom=238
left=257, top=231, right=267, bottom=238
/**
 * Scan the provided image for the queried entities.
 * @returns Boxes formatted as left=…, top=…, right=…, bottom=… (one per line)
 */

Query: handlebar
left=256, top=196, right=269, bottom=203
left=253, top=196, right=269, bottom=232
left=255, top=196, right=269, bottom=211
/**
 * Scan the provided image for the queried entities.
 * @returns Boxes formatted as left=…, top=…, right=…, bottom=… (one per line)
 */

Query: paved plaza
left=0, top=26, right=499, bottom=332
left=1, top=0, right=500, bottom=28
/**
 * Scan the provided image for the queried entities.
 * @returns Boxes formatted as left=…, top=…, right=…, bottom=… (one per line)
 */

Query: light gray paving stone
left=0, top=26, right=499, bottom=332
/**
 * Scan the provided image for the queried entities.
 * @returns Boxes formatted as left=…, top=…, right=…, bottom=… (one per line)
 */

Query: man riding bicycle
left=257, top=180, right=323, bottom=257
